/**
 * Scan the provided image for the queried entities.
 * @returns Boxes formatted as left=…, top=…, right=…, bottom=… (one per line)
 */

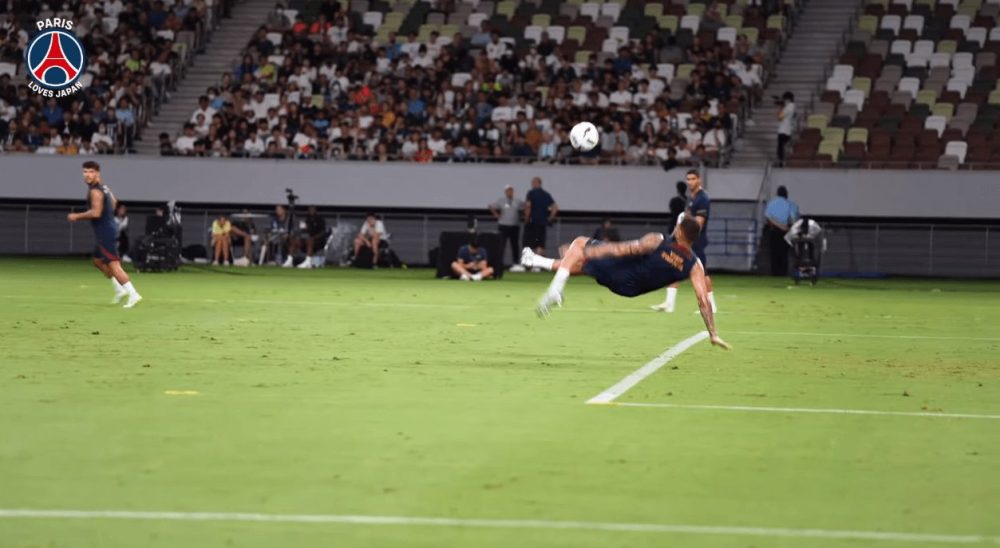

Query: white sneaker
left=650, top=302, right=675, bottom=313
left=509, top=264, right=526, bottom=273
left=520, top=247, right=536, bottom=268
left=536, top=290, right=563, bottom=318
left=123, top=293, right=143, bottom=308
left=296, top=259, right=312, bottom=269
left=531, top=267, right=542, bottom=273
left=122, top=254, right=133, bottom=263
left=211, top=261, right=219, bottom=266
left=281, top=256, right=294, bottom=268
left=111, top=291, right=127, bottom=305
left=460, top=273, right=471, bottom=281
left=471, top=272, right=483, bottom=281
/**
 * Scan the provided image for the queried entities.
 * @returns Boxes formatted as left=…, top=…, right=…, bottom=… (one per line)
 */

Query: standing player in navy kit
left=651, top=170, right=717, bottom=314
left=520, top=216, right=730, bottom=350
left=67, top=161, right=142, bottom=308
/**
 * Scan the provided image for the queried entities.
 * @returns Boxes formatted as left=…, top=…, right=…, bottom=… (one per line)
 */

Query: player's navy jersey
left=584, top=240, right=699, bottom=298
left=687, top=189, right=710, bottom=249
left=87, top=183, right=117, bottom=239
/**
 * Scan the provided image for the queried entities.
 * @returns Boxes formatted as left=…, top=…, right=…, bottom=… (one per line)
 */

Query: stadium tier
left=0, top=0, right=231, bottom=154
left=789, top=0, right=1000, bottom=169
left=153, top=0, right=797, bottom=164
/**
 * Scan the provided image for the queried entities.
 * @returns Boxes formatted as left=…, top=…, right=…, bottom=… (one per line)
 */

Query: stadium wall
left=0, top=156, right=997, bottom=220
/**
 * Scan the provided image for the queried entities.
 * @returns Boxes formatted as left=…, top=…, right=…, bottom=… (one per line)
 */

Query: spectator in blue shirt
left=42, top=99, right=64, bottom=126
left=452, top=238, right=494, bottom=281
left=763, top=185, right=800, bottom=276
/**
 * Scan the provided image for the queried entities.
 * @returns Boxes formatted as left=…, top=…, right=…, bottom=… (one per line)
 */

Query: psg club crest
left=25, top=18, right=87, bottom=97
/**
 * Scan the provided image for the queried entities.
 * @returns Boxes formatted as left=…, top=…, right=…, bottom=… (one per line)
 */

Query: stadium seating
left=164, top=0, right=800, bottom=166
left=788, top=0, right=1000, bottom=169
left=0, top=0, right=229, bottom=155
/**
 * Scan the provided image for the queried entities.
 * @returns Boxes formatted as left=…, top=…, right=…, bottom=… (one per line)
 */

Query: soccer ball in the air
left=569, top=121, right=600, bottom=152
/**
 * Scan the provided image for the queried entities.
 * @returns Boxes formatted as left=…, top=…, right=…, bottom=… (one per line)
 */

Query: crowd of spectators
left=0, top=0, right=228, bottom=155
left=165, top=0, right=786, bottom=167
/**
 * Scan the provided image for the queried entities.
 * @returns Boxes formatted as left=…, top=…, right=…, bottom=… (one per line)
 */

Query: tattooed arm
left=582, top=233, right=664, bottom=260
left=690, top=261, right=731, bottom=350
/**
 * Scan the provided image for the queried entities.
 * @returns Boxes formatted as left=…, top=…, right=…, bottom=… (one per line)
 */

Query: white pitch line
left=0, top=509, right=995, bottom=544
left=610, top=402, right=1000, bottom=420
left=587, top=331, right=708, bottom=405
left=727, top=330, right=1000, bottom=343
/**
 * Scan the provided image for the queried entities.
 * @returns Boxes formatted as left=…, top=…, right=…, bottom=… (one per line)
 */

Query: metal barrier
left=0, top=203, right=760, bottom=272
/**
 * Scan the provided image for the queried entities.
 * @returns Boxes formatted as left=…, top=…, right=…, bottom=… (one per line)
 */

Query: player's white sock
left=111, top=278, right=127, bottom=304
left=521, top=248, right=555, bottom=271
left=708, top=291, right=717, bottom=313
left=665, top=286, right=677, bottom=312
left=548, top=267, right=570, bottom=296
left=123, top=281, right=139, bottom=297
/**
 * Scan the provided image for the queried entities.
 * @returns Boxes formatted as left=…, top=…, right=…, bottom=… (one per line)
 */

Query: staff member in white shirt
left=776, top=91, right=795, bottom=166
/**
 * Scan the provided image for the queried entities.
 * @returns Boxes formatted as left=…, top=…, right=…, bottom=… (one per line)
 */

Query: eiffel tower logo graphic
left=29, top=31, right=81, bottom=86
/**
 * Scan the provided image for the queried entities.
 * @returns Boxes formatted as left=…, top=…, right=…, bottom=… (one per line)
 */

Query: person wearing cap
left=489, top=184, right=525, bottom=271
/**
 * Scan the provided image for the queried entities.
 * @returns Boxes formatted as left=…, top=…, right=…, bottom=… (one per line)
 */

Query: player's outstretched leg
left=522, top=237, right=589, bottom=317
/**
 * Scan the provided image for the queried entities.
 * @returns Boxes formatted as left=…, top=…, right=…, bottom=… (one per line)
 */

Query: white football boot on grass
left=536, top=290, right=563, bottom=318
left=123, top=293, right=143, bottom=309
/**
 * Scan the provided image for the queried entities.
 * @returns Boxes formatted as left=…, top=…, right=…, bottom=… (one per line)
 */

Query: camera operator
left=776, top=92, right=795, bottom=166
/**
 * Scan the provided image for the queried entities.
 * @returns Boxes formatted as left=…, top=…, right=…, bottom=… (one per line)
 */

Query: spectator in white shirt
left=193, top=113, right=210, bottom=138
left=174, top=124, right=197, bottom=154
left=632, top=79, right=656, bottom=107
left=246, top=91, right=269, bottom=122
left=427, top=129, right=448, bottom=155
left=400, top=32, right=421, bottom=57
left=486, top=32, right=509, bottom=61
left=491, top=95, right=514, bottom=123
left=400, top=133, right=420, bottom=158
left=702, top=122, right=727, bottom=153
left=244, top=129, right=266, bottom=157
left=513, top=94, right=534, bottom=119
left=609, top=80, right=633, bottom=108
left=190, top=95, right=216, bottom=124
left=681, top=122, right=702, bottom=151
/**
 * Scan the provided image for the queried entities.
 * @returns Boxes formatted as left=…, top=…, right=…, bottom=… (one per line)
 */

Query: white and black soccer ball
left=569, top=121, right=600, bottom=152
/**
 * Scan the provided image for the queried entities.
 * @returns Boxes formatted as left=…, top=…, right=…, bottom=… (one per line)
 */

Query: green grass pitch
left=0, top=258, right=998, bottom=547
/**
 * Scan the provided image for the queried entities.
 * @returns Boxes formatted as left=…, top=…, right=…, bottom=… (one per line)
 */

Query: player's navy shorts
left=582, top=256, right=644, bottom=297
left=92, top=231, right=119, bottom=263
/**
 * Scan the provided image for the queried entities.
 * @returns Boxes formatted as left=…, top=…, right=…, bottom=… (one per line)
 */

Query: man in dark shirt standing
left=652, top=170, right=717, bottom=314
left=522, top=177, right=558, bottom=267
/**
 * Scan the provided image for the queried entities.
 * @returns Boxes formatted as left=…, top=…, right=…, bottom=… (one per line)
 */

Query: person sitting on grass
left=452, top=238, right=494, bottom=281
left=211, top=213, right=233, bottom=266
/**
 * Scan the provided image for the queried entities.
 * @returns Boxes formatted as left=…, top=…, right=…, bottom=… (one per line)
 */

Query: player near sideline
left=652, top=169, right=716, bottom=313
left=66, top=161, right=142, bottom=308
left=521, top=216, right=731, bottom=350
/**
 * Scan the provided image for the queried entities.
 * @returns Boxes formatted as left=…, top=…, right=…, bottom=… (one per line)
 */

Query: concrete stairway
left=136, top=0, right=274, bottom=154
left=729, top=0, right=863, bottom=167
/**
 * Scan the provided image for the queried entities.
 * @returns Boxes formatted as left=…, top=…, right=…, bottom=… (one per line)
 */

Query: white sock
left=547, top=267, right=570, bottom=295
left=112, top=278, right=125, bottom=294
left=123, top=281, right=139, bottom=296
left=531, top=254, right=555, bottom=271
left=665, top=286, right=677, bottom=308
left=708, top=291, right=717, bottom=313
